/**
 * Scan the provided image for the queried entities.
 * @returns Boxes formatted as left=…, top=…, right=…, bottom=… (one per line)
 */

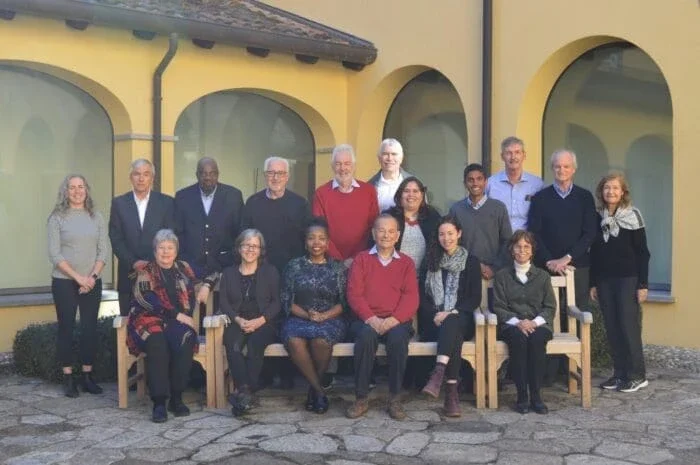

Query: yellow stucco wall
left=1, top=0, right=698, bottom=350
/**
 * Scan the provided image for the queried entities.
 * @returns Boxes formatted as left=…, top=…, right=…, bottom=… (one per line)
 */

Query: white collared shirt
left=200, top=185, right=218, bottom=215
left=376, top=172, right=403, bottom=212
left=466, top=194, right=489, bottom=210
left=133, top=190, right=150, bottom=228
left=369, top=245, right=401, bottom=267
left=332, top=178, right=360, bottom=192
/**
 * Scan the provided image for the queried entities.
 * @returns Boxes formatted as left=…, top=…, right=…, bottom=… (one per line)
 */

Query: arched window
left=384, top=70, right=468, bottom=212
left=0, top=65, right=113, bottom=293
left=174, top=91, right=315, bottom=200
left=543, top=43, right=672, bottom=290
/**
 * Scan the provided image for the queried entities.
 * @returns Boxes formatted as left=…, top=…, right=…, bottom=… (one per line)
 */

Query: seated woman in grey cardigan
left=219, top=229, right=280, bottom=416
left=493, top=230, right=556, bottom=415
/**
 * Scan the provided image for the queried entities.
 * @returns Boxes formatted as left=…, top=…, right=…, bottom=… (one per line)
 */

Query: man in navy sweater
left=528, top=149, right=597, bottom=323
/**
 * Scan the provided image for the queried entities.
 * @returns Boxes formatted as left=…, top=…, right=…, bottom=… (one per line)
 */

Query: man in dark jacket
left=109, top=159, right=174, bottom=316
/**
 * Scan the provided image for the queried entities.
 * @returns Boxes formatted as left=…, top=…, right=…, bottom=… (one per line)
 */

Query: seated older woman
left=127, top=229, right=212, bottom=423
left=420, top=215, right=481, bottom=417
left=281, top=218, right=347, bottom=414
left=220, top=229, right=280, bottom=416
left=492, top=230, right=556, bottom=415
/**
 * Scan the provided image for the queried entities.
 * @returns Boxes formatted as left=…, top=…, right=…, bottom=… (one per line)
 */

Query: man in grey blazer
left=367, top=138, right=412, bottom=212
left=109, top=159, right=175, bottom=316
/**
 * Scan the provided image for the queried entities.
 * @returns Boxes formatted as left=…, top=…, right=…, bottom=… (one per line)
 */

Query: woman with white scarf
left=420, top=215, right=481, bottom=417
left=590, top=173, right=650, bottom=393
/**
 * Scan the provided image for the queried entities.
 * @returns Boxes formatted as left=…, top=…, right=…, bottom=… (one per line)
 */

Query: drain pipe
left=153, top=33, right=178, bottom=192
left=481, top=0, right=493, bottom=175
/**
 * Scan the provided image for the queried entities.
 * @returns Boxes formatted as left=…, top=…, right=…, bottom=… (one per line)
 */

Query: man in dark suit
left=109, top=159, right=175, bottom=316
left=174, top=157, right=244, bottom=279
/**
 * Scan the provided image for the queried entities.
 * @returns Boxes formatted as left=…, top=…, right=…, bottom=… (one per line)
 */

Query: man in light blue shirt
left=486, top=137, right=543, bottom=231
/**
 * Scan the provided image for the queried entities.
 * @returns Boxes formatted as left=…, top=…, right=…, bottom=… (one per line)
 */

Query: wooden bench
left=113, top=286, right=218, bottom=409
left=481, top=269, right=593, bottom=409
left=207, top=310, right=487, bottom=410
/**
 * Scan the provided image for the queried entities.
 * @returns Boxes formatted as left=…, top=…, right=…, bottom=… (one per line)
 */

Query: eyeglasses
left=264, top=170, right=288, bottom=178
left=240, top=244, right=261, bottom=251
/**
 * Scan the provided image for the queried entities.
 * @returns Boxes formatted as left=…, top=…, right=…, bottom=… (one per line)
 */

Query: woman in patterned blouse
left=281, top=217, right=347, bottom=414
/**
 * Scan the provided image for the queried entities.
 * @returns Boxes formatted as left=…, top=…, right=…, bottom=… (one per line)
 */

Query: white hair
left=331, top=144, right=356, bottom=165
left=264, top=156, right=289, bottom=172
left=378, top=138, right=404, bottom=158
left=153, top=228, right=179, bottom=253
left=131, top=158, right=155, bottom=177
left=550, top=149, right=578, bottom=170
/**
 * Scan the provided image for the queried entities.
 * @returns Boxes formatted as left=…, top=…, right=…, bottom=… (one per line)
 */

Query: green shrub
left=13, top=316, right=117, bottom=383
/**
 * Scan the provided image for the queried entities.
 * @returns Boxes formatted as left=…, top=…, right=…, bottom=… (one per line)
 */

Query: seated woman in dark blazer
left=492, top=230, right=556, bottom=415
left=281, top=218, right=347, bottom=414
left=220, top=228, right=280, bottom=416
left=419, top=215, right=481, bottom=417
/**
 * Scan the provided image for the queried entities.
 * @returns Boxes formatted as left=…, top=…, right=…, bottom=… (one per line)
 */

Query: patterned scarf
left=425, top=246, right=468, bottom=311
left=600, top=206, right=645, bottom=242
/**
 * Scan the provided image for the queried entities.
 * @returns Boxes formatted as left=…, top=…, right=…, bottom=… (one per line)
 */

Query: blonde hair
left=595, top=172, right=632, bottom=209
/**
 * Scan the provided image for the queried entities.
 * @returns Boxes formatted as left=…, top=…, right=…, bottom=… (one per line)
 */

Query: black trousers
left=500, top=325, right=552, bottom=397
left=118, top=289, right=132, bottom=317
left=421, top=312, right=475, bottom=380
left=51, top=278, right=102, bottom=367
left=350, top=320, right=413, bottom=398
left=223, top=321, right=277, bottom=390
left=145, top=330, right=195, bottom=401
left=597, top=277, right=646, bottom=380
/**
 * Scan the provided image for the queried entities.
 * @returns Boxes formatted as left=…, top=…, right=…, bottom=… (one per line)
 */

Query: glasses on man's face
left=264, top=170, right=288, bottom=178
left=241, top=244, right=261, bottom=251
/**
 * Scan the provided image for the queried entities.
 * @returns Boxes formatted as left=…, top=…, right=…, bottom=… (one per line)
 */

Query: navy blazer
left=174, top=182, right=244, bottom=277
left=108, top=191, right=175, bottom=293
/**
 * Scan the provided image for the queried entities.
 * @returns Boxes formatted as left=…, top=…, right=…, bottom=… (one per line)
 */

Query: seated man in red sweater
left=346, top=214, right=419, bottom=420
left=312, top=144, right=379, bottom=267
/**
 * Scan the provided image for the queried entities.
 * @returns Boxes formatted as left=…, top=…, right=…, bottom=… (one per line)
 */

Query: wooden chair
left=114, top=285, right=218, bottom=408
left=209, top=311, right=487, bottom=410
left=482, top=269, right=593, bottom=409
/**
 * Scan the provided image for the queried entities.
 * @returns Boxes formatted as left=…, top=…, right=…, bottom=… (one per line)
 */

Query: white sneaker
left=618, top=378, right=649, bottom=393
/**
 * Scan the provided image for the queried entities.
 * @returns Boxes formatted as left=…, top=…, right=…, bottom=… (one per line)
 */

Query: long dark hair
left=390, top=176, right=438, bottom=220
left=425, top=215, right=462, bottom=272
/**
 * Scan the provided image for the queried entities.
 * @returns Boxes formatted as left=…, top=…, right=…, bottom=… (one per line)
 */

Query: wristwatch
left=91, top=273, right=99, bottom=280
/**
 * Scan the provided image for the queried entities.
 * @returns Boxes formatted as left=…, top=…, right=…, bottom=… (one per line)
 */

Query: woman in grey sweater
left=47, top=174, right=109, bottom=397
left=493, top=230, right=556, bottom=415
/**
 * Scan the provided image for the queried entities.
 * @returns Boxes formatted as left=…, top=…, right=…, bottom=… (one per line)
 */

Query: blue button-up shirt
left=486, top=170, right=543, bottom=231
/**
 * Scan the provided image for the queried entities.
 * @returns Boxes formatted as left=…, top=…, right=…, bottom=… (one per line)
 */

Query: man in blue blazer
left=109, top=159, right=175, bottom=316
left=174, top=157, right=244, bottom=279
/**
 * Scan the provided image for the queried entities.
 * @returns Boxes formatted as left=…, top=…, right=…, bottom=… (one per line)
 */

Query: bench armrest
left=568, top=305, right=593, bottom=324
left=113, top=316, right=127, bottom=329
left=472, top=308, right=485, bottom=326
left=482, top=308, right=498, bottom=326
left=204, top=314, right=229, bottom=328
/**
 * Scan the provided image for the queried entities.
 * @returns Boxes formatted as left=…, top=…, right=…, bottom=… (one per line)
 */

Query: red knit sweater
left=312, top=181, right=379, bottom=260
left=347, top=250, right=419, bottom=323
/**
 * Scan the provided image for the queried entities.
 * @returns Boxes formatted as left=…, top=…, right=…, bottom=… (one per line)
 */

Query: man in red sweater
left=346, top=214, right=419, bottom=420
left=312, top=144, right=379, bottom=266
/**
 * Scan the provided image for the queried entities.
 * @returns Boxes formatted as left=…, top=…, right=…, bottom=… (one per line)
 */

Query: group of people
left=47, top=135, right=650, bottom=422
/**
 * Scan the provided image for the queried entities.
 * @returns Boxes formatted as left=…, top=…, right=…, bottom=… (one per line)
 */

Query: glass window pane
left=543, top=44, right=672, bottom=289
left=0, top=66, right=113, bottom=292
left=384, top=70, right=468, bottom=213
left=174, top=92, right=315, bottom=200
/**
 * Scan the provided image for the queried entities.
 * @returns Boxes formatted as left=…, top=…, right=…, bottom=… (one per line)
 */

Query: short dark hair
left=508, top=229, right=536, bottom=256
left=425, top=215, right=463, bottom=272
left=305, top=216, right=329, bottom=236
left=463, top=163, right=486, bottom=181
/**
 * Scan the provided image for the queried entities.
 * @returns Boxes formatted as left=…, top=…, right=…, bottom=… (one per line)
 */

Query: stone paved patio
left=1, top=369, right=699, bottom=465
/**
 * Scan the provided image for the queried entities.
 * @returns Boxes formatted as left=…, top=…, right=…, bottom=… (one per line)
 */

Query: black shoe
left=530, top=400, right=549, bottom=414
left=81, top=372, right=103, bottom=394
left=321, top=374, right=335, bottom=390
left=168, top=399, right=191, bottom=417
left=229, top=387, right=253, bottom=417
left=152, top=404, right=168, bottom=423
left=305, top=387, right=317, bottom=411
left=618, top=378, right=649, bottom=393
left=313, top=393, right=329, bottom=414
left=600, top=376, right=623, bottom=390
left=513, top=402, right=529, bottom=414
left=63, top=374, right=79, bottom=398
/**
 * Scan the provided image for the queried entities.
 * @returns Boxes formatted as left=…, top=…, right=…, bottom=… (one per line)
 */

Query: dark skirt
left=281, top=315, right=346, bottom=345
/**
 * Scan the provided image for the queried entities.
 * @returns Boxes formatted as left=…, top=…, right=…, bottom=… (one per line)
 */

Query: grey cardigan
left=492, top=264, right=556, bottom=331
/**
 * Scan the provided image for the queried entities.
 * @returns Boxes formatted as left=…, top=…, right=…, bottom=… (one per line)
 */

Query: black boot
left=168, top=392, right=190, bottom=417
left=81, top=372, right=103, bottom=394
left=63, top=373, right=79, bottom=398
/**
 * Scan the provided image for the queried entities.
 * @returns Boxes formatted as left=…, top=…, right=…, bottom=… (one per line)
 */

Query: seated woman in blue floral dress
left=281, top=217, right=347, bottom=414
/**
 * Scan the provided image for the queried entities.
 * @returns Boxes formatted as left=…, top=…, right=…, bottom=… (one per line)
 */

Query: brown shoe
left=345, top=398, right=369, bottom=419
left=421, top=363, right=446, bottom=398
left=443, top=382, right=461, bottom=417
left=387, top=395, right=407, bottom=421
